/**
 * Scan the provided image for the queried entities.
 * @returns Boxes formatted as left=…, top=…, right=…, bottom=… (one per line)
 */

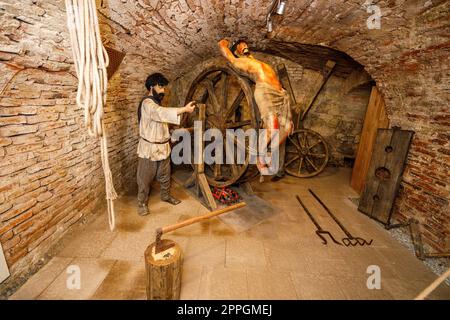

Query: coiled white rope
left=65, top=0, right=117, bottom=231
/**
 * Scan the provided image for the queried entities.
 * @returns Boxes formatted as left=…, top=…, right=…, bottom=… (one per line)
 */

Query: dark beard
left=152, top=92, right=165, bottom=104
left=237, top=50, right=250, bottom=58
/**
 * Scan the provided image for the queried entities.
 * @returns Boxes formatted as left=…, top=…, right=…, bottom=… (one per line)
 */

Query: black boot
left=162, top=195, right=181, bottom=205
left=271, top=174, right=285, bottom=182
left=137, top=203, right=150, bottom=216
left=271, top=170, right=286, bottom=182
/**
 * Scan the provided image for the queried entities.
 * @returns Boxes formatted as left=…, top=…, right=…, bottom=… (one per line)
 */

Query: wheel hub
left=300, top=148, right=309, bottom=156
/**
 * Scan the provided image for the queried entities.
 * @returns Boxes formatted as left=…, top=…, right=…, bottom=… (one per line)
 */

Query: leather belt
left=141, top=137, right=171, bottom=145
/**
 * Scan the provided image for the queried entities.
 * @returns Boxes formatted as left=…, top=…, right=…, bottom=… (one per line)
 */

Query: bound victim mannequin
left=218, top=39, right=294, bottom=180
left=136, top=73, right=196, bottom=216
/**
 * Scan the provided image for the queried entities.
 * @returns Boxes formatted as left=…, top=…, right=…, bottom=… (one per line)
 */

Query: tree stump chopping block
left=144, top=239, right=183, bottom=300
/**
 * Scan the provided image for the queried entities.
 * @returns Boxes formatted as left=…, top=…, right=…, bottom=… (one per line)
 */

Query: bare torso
left=238, top=57, right=284, bottom=92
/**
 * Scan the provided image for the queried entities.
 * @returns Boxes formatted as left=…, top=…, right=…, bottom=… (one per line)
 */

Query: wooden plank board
left=300, top=60, right=336, bottom=124
left=276, top=63, right=301, bottom=154
left=196, top=104, right=206, bottom=173
left=0, top=242, right=9, bottom=283
left=358, top=128, right=414, bottom=224
left=351, top=86, right=389, bottom=193
left=198, top=173, right=217, bottom=210
left=187, top=104, right=217, bottom=210
left=358, top=129, right=392, bottom=217
left=105, top=46, right=125, bottom=80
left=277, top=63, right=297, bottom=107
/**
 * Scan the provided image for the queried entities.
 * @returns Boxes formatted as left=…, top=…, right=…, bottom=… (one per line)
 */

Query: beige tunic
left=137, top=98, right=181, bottom=161
left=254, top=82, right=292, bottom=127
left=254, top=82, right=293, bottom=138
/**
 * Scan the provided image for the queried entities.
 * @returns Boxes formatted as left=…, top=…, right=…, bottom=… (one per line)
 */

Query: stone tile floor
left=9, top=168, right=450, bottom=300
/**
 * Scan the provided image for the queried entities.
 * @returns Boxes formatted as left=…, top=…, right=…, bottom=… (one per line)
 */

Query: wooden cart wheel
left=183, top=66, right=259, bottom=187
left=285, top=129, right=329, bottom=178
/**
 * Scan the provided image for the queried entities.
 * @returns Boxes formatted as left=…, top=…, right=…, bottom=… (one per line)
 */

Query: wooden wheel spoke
left=205, top=106, right=214, bottom=116
left=285, top=155, right=300, bottom=167
left=304, top=134, right=310, bottom=149
left=203, top=80, right=221, bottom=114
left=225, top=90, right=245, bottom=120
left=231, top=136, right=248, bottom=159
left=231, top=164, right=240, bottom=176
left=308, top=140, right=322, bottom=150
left=221, top=73, right=229, bottom=111
left=205, top=163, right=222, bottom=181
left=305, top=156, right=318, bottom=171
left=199, top=73, right=222, bottom=103
left=298, top=132, right=305, bottom=148
left=308, top=153, right=326, bottom=159
left=206, top=118, right=220, bottom=129
left=298, top=157, right=304, bottom=175
left=225, top=120, right=252, bottom=129
left=288, top=136, right=301, bottom=151
left=214, top=163, right=222, bottom=179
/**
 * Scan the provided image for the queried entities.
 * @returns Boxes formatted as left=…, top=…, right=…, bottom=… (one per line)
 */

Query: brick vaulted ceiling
left=92, top=0, right=450, bottom=108
left=94, top=0, right=443, bottom=74
left=4, top=1, right=448, bottom=94
left=97, top=0, right=375, bottom=78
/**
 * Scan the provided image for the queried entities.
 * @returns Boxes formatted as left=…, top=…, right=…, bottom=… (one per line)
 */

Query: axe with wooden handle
left=154, top=202, right=246, bottom=254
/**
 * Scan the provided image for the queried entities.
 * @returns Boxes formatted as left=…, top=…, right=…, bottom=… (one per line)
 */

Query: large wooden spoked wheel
left=285, top=129, right=329, bottom=178
left=183, top=66, right=259, bottom=187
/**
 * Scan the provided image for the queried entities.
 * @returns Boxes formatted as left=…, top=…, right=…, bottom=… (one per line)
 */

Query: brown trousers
left=276, top=141, right=286, bottom=177
left=137, top=156, right=171, bottom=205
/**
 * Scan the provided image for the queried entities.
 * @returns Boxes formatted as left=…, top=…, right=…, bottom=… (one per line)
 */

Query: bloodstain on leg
left=273, top=116, right=280, bottom=130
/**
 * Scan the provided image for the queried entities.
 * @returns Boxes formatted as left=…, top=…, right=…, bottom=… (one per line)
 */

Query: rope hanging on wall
left=65, top=0, right=117, bottom=231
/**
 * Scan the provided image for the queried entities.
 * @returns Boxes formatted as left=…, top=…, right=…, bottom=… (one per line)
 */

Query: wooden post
left=196, top=103, right=205, bottom=174
left=351, top=86, right=390, bottom=193
left=299, top=60, right=336, bottom=125
left=195, top=104, right=217, bottom=210
left=144, top=239, right=183, bottom=300
left=179, top=104, right=217, bottom=210
left=277, top=63, right=297, bottom=107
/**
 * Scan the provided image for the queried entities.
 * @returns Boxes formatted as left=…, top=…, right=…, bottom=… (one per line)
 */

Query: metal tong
left=295, top=195, right=342, bottom=246
left=308, top=189, right=373, bottom=247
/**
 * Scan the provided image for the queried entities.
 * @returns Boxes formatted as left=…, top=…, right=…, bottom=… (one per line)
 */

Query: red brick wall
left=0, top=1, right=145, bottom=279
left=0, top=63, right=144, bottom=273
